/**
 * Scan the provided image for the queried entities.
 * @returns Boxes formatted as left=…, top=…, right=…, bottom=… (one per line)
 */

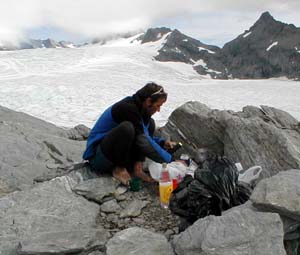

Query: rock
left=120, top=200, right=149, bottom=218
left=73, top=177, right=120, bottom=203
left=0, top=176, right=108, bottom=254
left=100, top=200, right=121, bottom=213
left=163, top=102, right=300, bottom=177
left=115, top=185, right=128, bottom=195
left=164, top=229, right=174, bottom=239
left=88, top=251, right=104, bottom=255
left=67, top=124, right=90, bottom=141
left=132, top=218, right=146, bottom=224
left=115, top=194, right=127, bottom=201
left=281, top=215, right=300, bottom=240
left=0, top=105, right=85, bottom=195
left=106, top=227, right=174, bottom=255
left=251, top=169, right=300, bottom=221
left=173, top=207, right=285, bottom=255
left=18, top=229, right=107, bottom=254
left=106, top=214, right=119, bottom=225
left=138, top=27, right=172, bottom=43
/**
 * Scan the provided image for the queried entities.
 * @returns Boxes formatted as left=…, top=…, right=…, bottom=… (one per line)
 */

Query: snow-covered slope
left=0, top=34, right=299, bottom=128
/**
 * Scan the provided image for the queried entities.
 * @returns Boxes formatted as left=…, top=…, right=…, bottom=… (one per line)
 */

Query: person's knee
left=119, top=121, right=135, bottom=138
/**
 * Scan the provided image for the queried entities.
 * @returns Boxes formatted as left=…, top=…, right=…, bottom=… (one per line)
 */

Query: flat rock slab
left=173, top=207, right=286, bottom=255
left=120, top=200, right=149, bottom=218
left=73, top=177, right=120, bottom=203
left=18, top=229, right=108, bottom=254
left=0, top=177, right=105, bottom=253
left=106, top=227, right=174, bottom=255
left=251, top=169, right=300, bottom=221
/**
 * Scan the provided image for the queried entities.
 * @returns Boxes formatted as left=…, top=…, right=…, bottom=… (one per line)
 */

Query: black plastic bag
left=170, top=155, right=252, bottom=229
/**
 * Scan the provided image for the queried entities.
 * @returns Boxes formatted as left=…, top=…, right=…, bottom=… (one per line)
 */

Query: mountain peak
left=260, top=11, right=274, bottom=21
left=139, top=27, right=172, bottom=44
left=254, top=11, right=278, bottom=27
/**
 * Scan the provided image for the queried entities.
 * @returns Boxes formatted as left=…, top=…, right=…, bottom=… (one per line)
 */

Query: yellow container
left=159, top=181, right=173, bottom=208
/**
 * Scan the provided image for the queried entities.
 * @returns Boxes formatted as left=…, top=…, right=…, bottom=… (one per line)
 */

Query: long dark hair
left=134, top=82, right=168, bottom=103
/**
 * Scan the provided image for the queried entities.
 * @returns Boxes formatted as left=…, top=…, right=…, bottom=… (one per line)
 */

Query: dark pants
left=89, top=120, right=155, bottom=174
left=89, top=121, right=135, bottom=174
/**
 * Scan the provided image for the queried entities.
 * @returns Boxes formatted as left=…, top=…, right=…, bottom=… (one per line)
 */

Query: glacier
left=0, top=35, right=299, bottom=128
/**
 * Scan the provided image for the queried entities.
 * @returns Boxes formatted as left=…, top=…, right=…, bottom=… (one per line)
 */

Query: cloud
left=1, top=0, right=300, bottom=44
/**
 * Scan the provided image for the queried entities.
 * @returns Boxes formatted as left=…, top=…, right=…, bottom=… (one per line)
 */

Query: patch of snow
left=243, top=31, right=252, bottom=38
left=266, top=41, right=278, bottom=51
left=198, top=47, right=215, bottom=54
left=173, top=47, right=181, bottom=53
left=41, top=43, right=45, bottom=48
left=66, top=44, right=75, bottom=48
left=147, top=32, right=171, bottom=51
left=192, top=59, right=207, bottom=67
left=193, top=59, right=222, bottom=74
left=183, top=39, right=188, bottom=42
left=156, top=33, right=162, bottom=39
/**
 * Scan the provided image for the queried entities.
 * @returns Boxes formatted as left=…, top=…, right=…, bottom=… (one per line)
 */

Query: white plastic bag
left=148, top=160, right=187, bottom=181
left=238, top=166, right=263, bottom=185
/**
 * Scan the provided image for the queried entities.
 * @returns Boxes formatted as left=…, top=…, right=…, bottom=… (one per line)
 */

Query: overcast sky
left=1, top=0, right=300, bottom=46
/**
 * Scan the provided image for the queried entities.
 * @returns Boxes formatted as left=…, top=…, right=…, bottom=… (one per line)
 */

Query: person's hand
left=164, top=140, right=177, bottom=151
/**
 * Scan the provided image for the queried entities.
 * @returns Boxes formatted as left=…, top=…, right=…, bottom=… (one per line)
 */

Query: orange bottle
left=159, top=163, right=173, bottom=209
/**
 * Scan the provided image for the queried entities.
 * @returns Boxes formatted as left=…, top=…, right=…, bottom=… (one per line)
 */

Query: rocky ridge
left=141, top=12, right=300, bottom=80
left=0, top=38, right=76, bottom=51
left=1, top=103, right=300, bottom=254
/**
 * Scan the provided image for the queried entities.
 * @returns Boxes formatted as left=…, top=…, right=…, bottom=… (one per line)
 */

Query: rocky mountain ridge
left=1, top=11, right=300, bottom=79
left=140, top=12, right=300, bottom=80
left=0, top=38, right=76, bottom=50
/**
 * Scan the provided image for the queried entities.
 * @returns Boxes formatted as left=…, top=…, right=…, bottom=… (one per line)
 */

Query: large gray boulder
left=0, top=105, right=85, bottom=196
left=163, top=101, right=300, bottom=177
left=172, top=207, right=286, bottom=255
left=73, top=177, right=120, bottom=203
left=106, top=227, right=174, bottom=255
left=251, top=169, right=300, bottom=221
left=0, top=176, right=108, bottom=254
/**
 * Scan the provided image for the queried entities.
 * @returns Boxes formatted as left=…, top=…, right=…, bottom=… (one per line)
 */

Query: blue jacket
left=83, top=96, right=172, bottom=163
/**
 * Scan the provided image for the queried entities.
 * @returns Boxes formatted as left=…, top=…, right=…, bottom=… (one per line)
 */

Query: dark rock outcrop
left=221, top=11, right=300, bottom=79
left=138, top=27, right=172, bottom=44
left=146, top=28, right=226, bottom=79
